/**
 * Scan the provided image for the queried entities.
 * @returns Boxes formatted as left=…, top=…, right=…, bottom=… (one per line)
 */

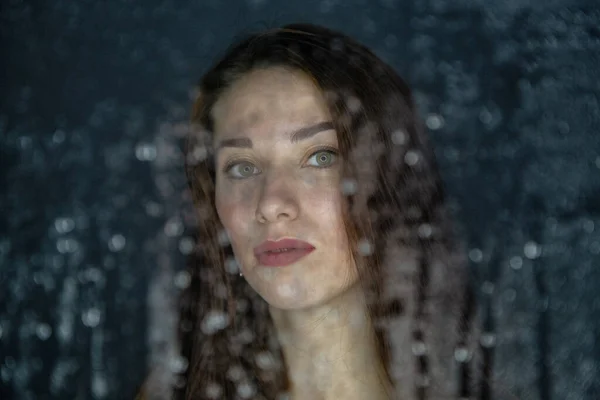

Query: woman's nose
left=255, top=171, right=299, bottom=224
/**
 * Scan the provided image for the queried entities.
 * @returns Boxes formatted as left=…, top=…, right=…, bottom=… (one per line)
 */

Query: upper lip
left=253, top=238, right=315, bottom=255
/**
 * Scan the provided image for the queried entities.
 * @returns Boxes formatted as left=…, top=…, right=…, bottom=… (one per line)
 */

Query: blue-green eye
left=226, top=161, right=259, bottom=179
left=306, top=149, right=338, bottom=167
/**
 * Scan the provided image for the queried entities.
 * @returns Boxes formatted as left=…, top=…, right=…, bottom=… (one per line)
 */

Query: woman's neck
left=269, top=284, right=393, bottom=400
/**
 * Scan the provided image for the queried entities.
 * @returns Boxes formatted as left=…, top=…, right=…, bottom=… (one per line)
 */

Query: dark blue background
left=1, top=1, right=599, bottom=399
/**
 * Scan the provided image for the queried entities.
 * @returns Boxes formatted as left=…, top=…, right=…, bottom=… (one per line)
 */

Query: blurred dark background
left=1, top=1, right=599, bottom=399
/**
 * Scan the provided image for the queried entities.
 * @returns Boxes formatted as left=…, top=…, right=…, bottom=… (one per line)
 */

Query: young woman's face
left=212, top=66, right=358, bottom=310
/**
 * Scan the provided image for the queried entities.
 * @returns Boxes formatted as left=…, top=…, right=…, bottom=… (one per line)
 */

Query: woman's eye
left=306, top=149, right=338, bottom=168
left=226, top=161, right=259, bottom=179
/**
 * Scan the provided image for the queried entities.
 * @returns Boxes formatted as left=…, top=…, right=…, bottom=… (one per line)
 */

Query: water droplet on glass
left=480, top=332, right=497, bottom=348
left=52, top=129, right=66, bottom=144
left=391, top=129, right=407, bottom=145
left=145, top=201, right=163, bottom=217
left=255, top=351, right=275, bottom=370
left=218, top=230, right=230, bottom=246
left=187, top=146, right=208, bottom=165
left=108, top=234, right=126, bottom=252
left=412, top=341, right=427, bottom=356
left=425, top=113, right=444, bottom=130
left=226, top=364, right=244, bottom=381
left=468, top=248, right=483, bottom=263
left=178, top=236, right=195, bottom=254
left=509, top=256, right=523, bottom=270
left=346, top=96, right=362, bottom=113
left=19, top=135, right=32, bottom=150
left=201, top=311, right=229, bottom=335
left=135, top=142, right=157, bottom=161
left=54, top=217, right=75, bottom=234
left=168, top=355, right=188, bottom=374
left=479, top=108, right=493, bottom=125
left=91, top=373, right=108, bottom=398
left=174, top=271, right=191, bottom=289
left=357, top=238, right=373, bottom=256
left=215, top=283, right=228, bottom=299
left=164, top=217, right=184, bottom=237
left=205, top=382, right=222, bottom=399
left=57, top=314, right=74, bottom=345
left=236, top=328, right=254, bottom=344
left=277, top=283, right=295, bottom=298
left=417, top=223, right=433, bottom=238
left=36, top=323, right=52, bottom=340
left=454, top=347, right=471, bottom=362
left=225, top=257, right=240, bottom=275
left=82, top=308, right=102, bottom=328
left=237, top=381, right=256, bottom=399
left=524, top=241, right=541, bottom=259
left=340, top=178, right=357, bottom=195
left=56, top=238, right=79, bottom=254
left=481, top=281, right=495, bottom=295
left=405, top=150, right=420, bottom=166
left=582, top=219, right=595, bottom=233
left=82, top=267, right=103, bottom=284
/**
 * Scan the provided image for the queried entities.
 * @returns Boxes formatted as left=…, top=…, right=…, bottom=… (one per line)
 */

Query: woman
left=167, top=23, right=480, bottom=400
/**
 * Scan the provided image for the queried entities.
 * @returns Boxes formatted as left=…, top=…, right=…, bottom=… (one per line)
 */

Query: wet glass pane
left=1, top=1, right=599, bottom=399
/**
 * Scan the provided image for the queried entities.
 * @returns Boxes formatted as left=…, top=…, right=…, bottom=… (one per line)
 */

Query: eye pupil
left=241, top=163, right=253, bottom=175
left=317, top=152, right=332, bottom=165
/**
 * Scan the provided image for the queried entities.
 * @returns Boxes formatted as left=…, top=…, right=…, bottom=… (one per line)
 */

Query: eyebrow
left=216, top=121, right=334, bottom=150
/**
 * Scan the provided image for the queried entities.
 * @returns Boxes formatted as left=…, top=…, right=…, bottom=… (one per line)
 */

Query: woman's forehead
left=212, top=68, right=330, bottom=138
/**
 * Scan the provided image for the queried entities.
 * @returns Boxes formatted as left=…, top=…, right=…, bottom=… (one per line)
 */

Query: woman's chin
left=258, top=282, right=346, bottom=311
left=246, top=262, right=357, bottom=310
left=259, top=282, right=314, bottom=310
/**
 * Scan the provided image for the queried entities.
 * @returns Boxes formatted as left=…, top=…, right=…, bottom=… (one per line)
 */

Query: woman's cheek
left=307, top=171, right=343, bottom=204
left=216, top=182, right=255, bottom=230
left=298, top=168, right=341, bottom=192
left=228, top=181, right=257, bottom=209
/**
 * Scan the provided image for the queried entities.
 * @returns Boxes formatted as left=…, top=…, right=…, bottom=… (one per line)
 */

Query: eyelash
left=222, top=146, right=339, bottom=179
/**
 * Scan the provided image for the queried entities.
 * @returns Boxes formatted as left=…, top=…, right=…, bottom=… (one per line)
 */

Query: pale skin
left=212, top=66, right=393, bottom=400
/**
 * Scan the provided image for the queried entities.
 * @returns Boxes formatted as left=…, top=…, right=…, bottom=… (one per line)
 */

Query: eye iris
left=316, top=152, right=332, bottom=165
left=240, top=163, right=254, bottom=176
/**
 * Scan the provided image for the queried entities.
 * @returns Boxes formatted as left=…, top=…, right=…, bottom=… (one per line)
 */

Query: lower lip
left=256, top=248, right=315, bottom=267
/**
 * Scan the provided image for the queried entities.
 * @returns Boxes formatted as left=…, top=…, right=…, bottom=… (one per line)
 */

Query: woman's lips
left=253, top=238, right=315, bottom=267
